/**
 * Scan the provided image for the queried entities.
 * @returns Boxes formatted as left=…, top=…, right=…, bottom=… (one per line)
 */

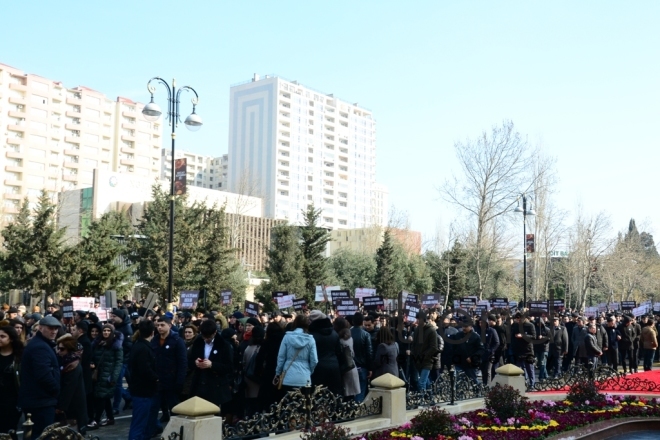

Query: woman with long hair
left=56, top=334, right=88, bottom=434
left=0, top=325, right=23, bottom=433
left=373, top=326, right=399, bottom=379
left=332, top=318, right=360, bottom=399
left=275, top=315, right=318, bottom=392
left=256, top=322, right=285, bottom=411
left=87, top=324, right=123, bottom=430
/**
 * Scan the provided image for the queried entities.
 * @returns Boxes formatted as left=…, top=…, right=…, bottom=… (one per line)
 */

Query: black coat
left=549, top=325, right=569, bottom=354
left=533, top=322, right=550, bottom=354
left=152, top=330, right=187, bottom=392
left=451, top=330, right=484, bottom=369
left=256, top=331, right=285, bottom=410
left=128, top=338, right=158, bottom=398
left=77, top=334, right=93, bottom=396
left=114, top=316, right=134, bottom=364
left=606, top=326, right=622, bottom=350
left=18, top=331, right=60, bottom=409
left=189, top=335, right=234, bottom=407
left=350, top=327, right=373, bottom=370
left=585, top=333, right=602, bottom=357
left=617, top=322, right=635, bottom=348
left=309, top=318, right=342, bottom=395
left=57, top=363, right=88, bottom=428
left=511, top=320, right=536, bottom=359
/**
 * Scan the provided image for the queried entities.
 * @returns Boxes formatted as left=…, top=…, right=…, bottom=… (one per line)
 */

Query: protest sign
left=622, top=301, right=636, bottom=311
left=404, top=292, right=419, bottom=305
left=405, top=302, right=421, bottom=322
left=71, top=297, right=96, bottom=311
left=62, top=300, right=74, bottom=318
left=551, top=299, right=565, bottom=310
left=221, top=290, right=232, bottom=305
left=363, top=295, right=384, bottom=311
left=179, top=291, right=200, bottom=310
left=490, top=298, right=509, bottom=309
left=331, top=290, right=351, bottom=301
left=272, top=291, right=287, bottom=300
left=95, top=309, right=109, bottom=321
left=459, top=297, right=477, bottom=309
left=277, top=295, right=295, bottom=309
left=355, top=288, right=376, bottom=299
left=421, top=294, right=441, bottom=307
left=293, top=298, right=307, bottom=311
left=529, top=301, right=549, bottom=313
left=315, top=285, right=340, bottom=302
left=245, top=301, right=260, bottom=317
left=333, top=298, right=359, bottom=316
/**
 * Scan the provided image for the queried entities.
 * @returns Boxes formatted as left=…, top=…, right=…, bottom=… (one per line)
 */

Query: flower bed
left=357, top=394, right=660, bottom=440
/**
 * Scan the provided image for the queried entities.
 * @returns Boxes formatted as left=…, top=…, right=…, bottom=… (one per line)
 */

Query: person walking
left=110, top=308, right=133, bottom=414
left=451, top=320, right=484, bottom=384
left=0, top=325, right=23, bottom=433
left=275, top=315, right=318, bottom=391
left=641, top=318, right=658, bottom=371
left=128, top=320, right=159, bottom=440
left=55, top=334, right=88, bottom=434
left=87, top=324, right=123, bottom=430
left=18, top=316, right=61, bottom=438
left=585, top=324, right=603, bottom=369
left=411, top=311, right=439, bottom=392
left=617, top=316, right=636, bottom=374
left=479, top=317, right=500, bottom=386
left=604, top=316, right=621, bottom=371
left=152, top=316, right=187, bottom=425
left=350, top=313, right=373, bottom=402
left=511, top=312, right=536, bottom=386
left=534, top=317, right=550, bottom=381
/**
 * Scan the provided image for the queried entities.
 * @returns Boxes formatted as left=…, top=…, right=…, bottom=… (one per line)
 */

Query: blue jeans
left=355, top=367, right=368, bottom=403
left=129, top=395, right=158, bottom=440
left=113, top=363, right=131, bottom=410
left=536, top=352, right=548, bottom=380
left=516, top=359, right=535, bottom=386
left=414, top=368, right=431, bottom=392
left=643, top=349, right=655, bottom=371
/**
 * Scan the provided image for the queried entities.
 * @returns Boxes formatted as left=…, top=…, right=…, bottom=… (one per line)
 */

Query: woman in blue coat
left=275, top=315, right=318, bottom=391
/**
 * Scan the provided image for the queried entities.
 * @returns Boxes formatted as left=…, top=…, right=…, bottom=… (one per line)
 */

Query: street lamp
left=514, top=193, right=536, bottom=308
left=142, top=78, right=202, bottom=304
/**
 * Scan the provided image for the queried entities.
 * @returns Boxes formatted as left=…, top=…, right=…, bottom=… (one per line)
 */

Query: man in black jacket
left=18, top=316, right=62, bottom=438
left=534, top=317, right=550, bottom=381
left=350, top=312, right=373, bottom=403
left=548, top=317, right=568, bottom=378
left=617, top=316, right=636, bottom=374
left=585, top=324, right=603, bottom=368
left=451, top=320, right=484, bottom=384
left=110, top=308, right=134, bottom=414
left=152, top=316, right=187, bottom=424
left=605, top=316, right=621, bottom=371
left=129, top=319, right=159, bottom=440
left=511, top=312, right=536, bottom=386
left=74, top=321, right=94, bottom=422
left=479, top=317, right=500, bottom=385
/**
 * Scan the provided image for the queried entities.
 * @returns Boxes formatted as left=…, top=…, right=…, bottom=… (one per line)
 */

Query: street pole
left=515, top=194, right=535, bottom=310
left=142, top=78, right=202, bottom=304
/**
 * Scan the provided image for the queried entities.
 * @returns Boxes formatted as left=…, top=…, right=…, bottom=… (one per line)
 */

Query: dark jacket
left=571, top=325, right=588, bottom=357
left=18, top=331, right=60, bottom=409
left=440, top=325, right=458, bottom=367
left=57, top=363, right=88, bottom=428
left=113, top=311, right=134, bottom=364
left=91, top=332, right=124, bottom=399
left=606, top=325, right=621, bottom=350
left=189, top=334, right=234, bottom=406
left=533, top=321, right=550, bottom=354
left=256, top=330, right=285, bottom=410
left=584, top=332, right=602, bottom=357
left=128, top=338, right=159, bottom=397
left=617, top=322, right=635, bottom=349
left=309, top=318, right=343, bottom=395
left=350, top=326, right=373, bottom=370
left=511, top=320, right=536, bottom=359
left=481, top=325, right=500, bottom=359
left=77, top=334, right=93, bottom=396
left=550, top=324, right=569, bottom=354
left=492, top=324, right=507, bottom=354
left=152, top=329, right=187, bottom=392
left=373, top=342, right=399, bottom=379
left=412, top=322, right=440, bottom=371
left=451, top=330, right=485, bottom=369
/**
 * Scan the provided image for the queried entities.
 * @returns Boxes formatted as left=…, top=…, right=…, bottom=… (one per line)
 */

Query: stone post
left=366, top=373, right=407, bottom=427
left=492, top=364, right=526, bottom=395
left=163, top=396, right=224, bottom=440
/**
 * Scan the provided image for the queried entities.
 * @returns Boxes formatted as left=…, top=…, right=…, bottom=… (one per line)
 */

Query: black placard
left=529, top=301, right=549, bottom=312
left=245, top=300, right=260, bottom=317
left=551, top=299, right=565, bottom=309
left=460, top=297, right=477, bottom=309
left=221, top=290, right=232, bottom=305
left=421, top=294, right=441, bottom=307
left=405, top=302, right=421, bottom=322
left=330, top=290, right=351, bottom=301
left=62, top=300, right=74, bottom=319
left=404, top=293, right=419, bottom=305
left=490, top=298, right=509, bottom=309
left=622, top=301, right=636, bottom=310
left=333, top=298, right=359, bottom=316
left=293, top=299, right=307, bottom=311
left=272, top=291, right=287, bottom=300
left=363, top=295, right=384, bottom=311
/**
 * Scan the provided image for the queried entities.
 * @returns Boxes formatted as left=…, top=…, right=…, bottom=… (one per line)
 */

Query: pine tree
left=263, top=223, right=306, bottom=302
left=299, top=204, right=330, bottom=298
left=329, top=249, right=377, bottom=293
left=1, top=199, right=34, bottom=290
left=375, top=230, right=399, bottom=299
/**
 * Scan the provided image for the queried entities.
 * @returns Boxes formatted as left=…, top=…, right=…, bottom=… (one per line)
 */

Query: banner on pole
left=174, top=158, right=187, bottom=195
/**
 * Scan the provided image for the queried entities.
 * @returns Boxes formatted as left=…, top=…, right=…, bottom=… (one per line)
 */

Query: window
left=83, top=146, right=98, bottom=155
left=29, top=135, right=47, bottom=145
left=29, top=147, right=46, bottom=157
left=27, top=176, right=44, bottom=185
left=28, top=161, right=45, bottom=171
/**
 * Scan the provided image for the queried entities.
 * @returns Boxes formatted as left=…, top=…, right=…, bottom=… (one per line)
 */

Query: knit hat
left=246, top=317, right=261, bottom=328
left=309, top=310, right=327, bottom=322
left=232, top=311, right=244, bottom=319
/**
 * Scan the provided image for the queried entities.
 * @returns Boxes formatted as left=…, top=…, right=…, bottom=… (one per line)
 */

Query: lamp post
left=142, top=78, right=202, bottom=304
left=514, top=193, right=535, bottom=308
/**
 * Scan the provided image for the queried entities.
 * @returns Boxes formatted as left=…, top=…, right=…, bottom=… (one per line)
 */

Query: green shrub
left=484, top=383, right=529, bottom=420
left=566, top=379, right=603, bottom=406
left=300, top=421, right=351, bottom=440
left=410, top=406, right=455, bottom=438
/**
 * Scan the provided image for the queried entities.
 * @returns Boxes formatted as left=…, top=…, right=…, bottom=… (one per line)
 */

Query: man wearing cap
left=548, top=316, right=568, bottom=378
left=585, top=323, right=603, bottom=369
left=617, top=316, right=635, bottom=374
left=605, top=316, right=622, bottom=371
left=18, top=316, right=62, bottom=438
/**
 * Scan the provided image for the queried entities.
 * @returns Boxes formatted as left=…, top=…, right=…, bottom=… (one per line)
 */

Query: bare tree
left=440, top=120, right=536, bottom=299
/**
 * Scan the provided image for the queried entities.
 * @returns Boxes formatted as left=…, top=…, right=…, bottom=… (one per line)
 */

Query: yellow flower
left=477, top=412, right=489, bottom=417
left=563, top=400, right=572, bottom=405
left=549, top=420, right=559, bottom=427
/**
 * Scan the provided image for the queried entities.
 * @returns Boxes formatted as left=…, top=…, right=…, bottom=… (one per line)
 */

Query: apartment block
left=0, top=62, right=162, bottom=224
left=160, top=149, right=228, bottom=190
left=228, top=74, right=386, bottom=229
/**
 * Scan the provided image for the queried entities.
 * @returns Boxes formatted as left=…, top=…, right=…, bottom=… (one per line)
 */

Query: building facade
left=160, top=149, right=228, bottom=190
left=228, top=74, right=386, bottom=230
left=0, top=62, right=162, bottom=224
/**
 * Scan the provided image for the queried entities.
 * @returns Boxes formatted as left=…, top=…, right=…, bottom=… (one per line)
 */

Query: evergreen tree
left=299, top=204, right=331, bottom=297
left=71, top=211, right=134, bottom=296
left=329, top=249, right=377, bottom=293
left=262, top=223, right=306, bottom=303
left=405, top=253, right=432, bottom=294
left=1, top=199, right=34, bottom=290
left=375, top=230, right=400, bottom=299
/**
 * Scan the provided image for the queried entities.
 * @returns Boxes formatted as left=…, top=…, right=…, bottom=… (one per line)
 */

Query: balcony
left=5, top=151, right=24, bottom=160
left=122, top=122, right=137, bottom=130
left=64, top=149, right=80, bottom=156
left=63, top=161, right=80, bottom=168
left=3, top=193, right=23, bottom=200
left=121, top=146, right=136, bottom=154
left=62, top=175, right=78, bottom=182
left=64, top=122, right=81, bottom=131
left=120, top=158, right=136, bottom=166
left=65, top=110, right=81, bottom=117
left=8, top=110, right=25, bottom=118
left=4, top=166, right=23, bottom=173
left=8, top=96, right=26, bottom=106
left=66, top=96, right=82, bottom=105
left=122, top=109, right=137, bottom=118
left=4, top=179, right=22, bottom=186
left=121, top=133, right=136, bottom=142
left=9, top=83, right=27, bottom=92
left=3, top=205, right=19, bottom=214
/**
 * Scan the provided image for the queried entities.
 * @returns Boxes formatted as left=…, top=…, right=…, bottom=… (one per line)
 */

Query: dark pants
left=113, top=363, right=131, bottom=411
left=620, top=346, right=634, bottom=372
left=607, top=347, right=619, bottom=371
left=157, top=390, right=179, bottom=423
left=0, top=405, right=21, bottom=434
left=548, top=350, right=562, bottom=377
left=632, top=343, right=640, bottom=371
left=643, top=349, right=655, bottom=371
left=562, top=351, right=573, bottom=372
left=481, top=359, right=493, bottom=385
left=129, top=395, right=158, bottom=440
left=23, top=406, right=55, bottom=439
left=355, top=367, right=368, bottom=403
left=515, top=358, right=535, bottom=385
left=94, top=397, right=113, bottom=423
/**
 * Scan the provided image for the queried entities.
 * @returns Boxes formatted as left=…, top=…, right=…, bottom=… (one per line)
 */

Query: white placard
left=355, top=288, right=376, bottom=299
left=315, top=285, right=340, bottom=302
left=277, top=294, right=295, bottom=309
left=71, top=297, right=96, bottom=311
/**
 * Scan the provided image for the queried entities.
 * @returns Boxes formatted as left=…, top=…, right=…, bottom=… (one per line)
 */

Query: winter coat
left=633, top=323, right=642, bottom=348
left=128, top=338, right=158, bottom=398
left=511, top=320, right=536, bottom=359
left=412, top=323, right=440, bottom=371
left=18, top=331, right=60, bottom=409
left=189, top=334, right=234, bottom=406
left=571, top=325, right=588, bottom=357
left=584, top=332, right=602, bottom=357
left=91, top=332, right=123, bottom=399
left=606, top=326, right=621, bottom=350
left=309, top=318, right=343, bottom=395
left=152, top=329, right=187, bottom=392
left=550, top=324, right=569, bottom=354
left=482, top=325, right=501, bottom=359
left=57, top=363, right=88, bottom=428
left=243, top=343, right=261, bottom=398
left=350, top=327, right=373, bottom=370
left=339, top=336, right=360, bottom=397
left=617, top=322, right=635, bottom=349
left=113, top=311, right=134, bottom=364
left=432, top=331, right=444, bottom=370
left=77, top=334, right=94, bottom=396
left=533, top=322, right=550, bottom=354
left=373, top=342, right=399, bottom=379
left=440, top=325, right=458, bottom=367
left=641, top=325, right=658, bottom=350
left=256, top=331, right=285, bottom=410
left=275, top=329, right=318, bottom=387
left=451, top=330, right=485, bottom=369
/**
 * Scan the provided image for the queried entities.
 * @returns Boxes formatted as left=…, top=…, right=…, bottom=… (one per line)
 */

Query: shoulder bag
left=276, top=347, right=303, bottom=390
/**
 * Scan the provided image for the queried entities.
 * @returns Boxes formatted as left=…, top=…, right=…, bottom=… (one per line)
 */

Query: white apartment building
left=228, top=74, right=385, bottom=229
left=0, top=62, right=162, bottom=224
left=160, top=149, right=228, bottom=190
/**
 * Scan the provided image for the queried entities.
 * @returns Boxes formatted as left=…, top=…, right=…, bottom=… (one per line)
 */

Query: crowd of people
left=0, top=299, right=659, bottom=440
